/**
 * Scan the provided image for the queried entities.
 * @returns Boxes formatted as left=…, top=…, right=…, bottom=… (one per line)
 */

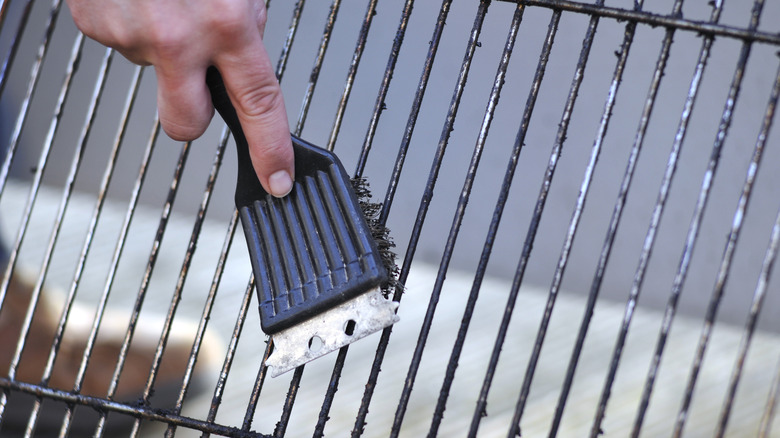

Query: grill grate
left=1, top=0, right=779, bottom=436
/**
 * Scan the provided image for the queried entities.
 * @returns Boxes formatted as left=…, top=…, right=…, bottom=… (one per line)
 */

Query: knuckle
left=67, top=5, right=135, bottom=51
left=146, top=27, right=186, bottom=60
left=234, top=82, right=284, bottom=121
left=139, top=8, right=192, bottom=60
left=207, top=0, right=251, bottom=39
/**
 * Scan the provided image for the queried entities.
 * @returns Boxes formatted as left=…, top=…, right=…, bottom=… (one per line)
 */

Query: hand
left=66, top=0, right=295, bottom=197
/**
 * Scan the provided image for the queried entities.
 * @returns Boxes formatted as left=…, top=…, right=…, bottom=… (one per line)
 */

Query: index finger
left=216, top=38, right=294, bottom=198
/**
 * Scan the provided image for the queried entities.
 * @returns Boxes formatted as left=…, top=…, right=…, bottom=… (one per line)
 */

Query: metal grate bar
left=199, top=2, right=319, bottom=433
left=315, top=29, right=402, bottom=418
left=715, top=59, right=780, bottom=438
left=0, top=28, right=82, bottom=431
left=57, top=62, right=142, bottom=432
left=5, top=32, right=83, bottom=379
left=0, top=0, right=62, bottom=237
left=24, top=44, right=114, bottom=436
left=58, top=116, right=162, bottom=436
left=273, top=366, right=303, bottom=437
left=5, top=61, right=144, bottom=434
left=428, top=4, right=525, bottom=437
left=203, top=275, right=256, bottom=435
left=313, top=347, right=344, bottom=438
left=102, top=139, right=192, bottom=438
left=0, top=0, right=32, bottom=99
left=472, top=1, right=603, bottom=434
left=353, top=0, right=452, bottom=433
left=381, top=4, right=552, bottom=436
left=165, top=184, right=239, bottom=437
left=390, top=2, right=491, bottom=435
left=165, top=128, right=233, bottom=435
left=369, top=0, right=441, bottom=218
left=503, top=0, right=780, bottom=46
left=637, top=0, right=758, bottom=433
left=0, top=378, right=268, bottom=437
left=590, top=1, right=682, bottom=433
left=353, top=0, right=414, bottom=178
left=126, top=127, right=227, bottom=437
left=762, top=354, right=780, bottom=437
left=325, top=0, right=378, bottom=151
left=293, top=0, right=340, bottom=138
left=277, top=368, right=302, bottom=438
left=241, top=327, right=274, bottom=434
left=357, top=0, right=493, bottom=432
left=60, top=112, right=160, bottom=437
left=312, top=1, right=411, bottom=434
left=545, top=0, right=642, bottom=433
left=274, top=0, right=305, bottom=83
left=630, top=1, right=724, bottom=432
left=672, top=2, right=765, bottom=435
left=128, top=125, right=231, bottom=437
left=497, top=10, right=559, bottom=430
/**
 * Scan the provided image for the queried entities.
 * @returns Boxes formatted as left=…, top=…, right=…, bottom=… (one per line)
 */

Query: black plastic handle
left=206, top=66, right=266, bottom=207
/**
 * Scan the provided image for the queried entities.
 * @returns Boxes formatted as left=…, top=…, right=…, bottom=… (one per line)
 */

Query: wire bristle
left=351, top=176, right=401, bottom=298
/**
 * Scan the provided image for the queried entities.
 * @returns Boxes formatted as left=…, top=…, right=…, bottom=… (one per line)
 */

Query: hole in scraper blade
left=309, top=335, right=324, bottom=353
left=344, top=319, right=357, bottom=336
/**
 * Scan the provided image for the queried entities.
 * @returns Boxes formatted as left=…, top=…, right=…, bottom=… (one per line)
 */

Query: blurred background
left=1, top=0, right=779, bottom=436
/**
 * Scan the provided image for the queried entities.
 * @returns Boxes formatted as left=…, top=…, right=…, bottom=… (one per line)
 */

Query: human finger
left=217, top=43, right=294, bottom=198
left=155, top=63, right=215, bottom=141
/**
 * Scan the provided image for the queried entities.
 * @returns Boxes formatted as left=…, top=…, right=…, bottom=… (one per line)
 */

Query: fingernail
left=268, top=170, right=294, bottom=197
